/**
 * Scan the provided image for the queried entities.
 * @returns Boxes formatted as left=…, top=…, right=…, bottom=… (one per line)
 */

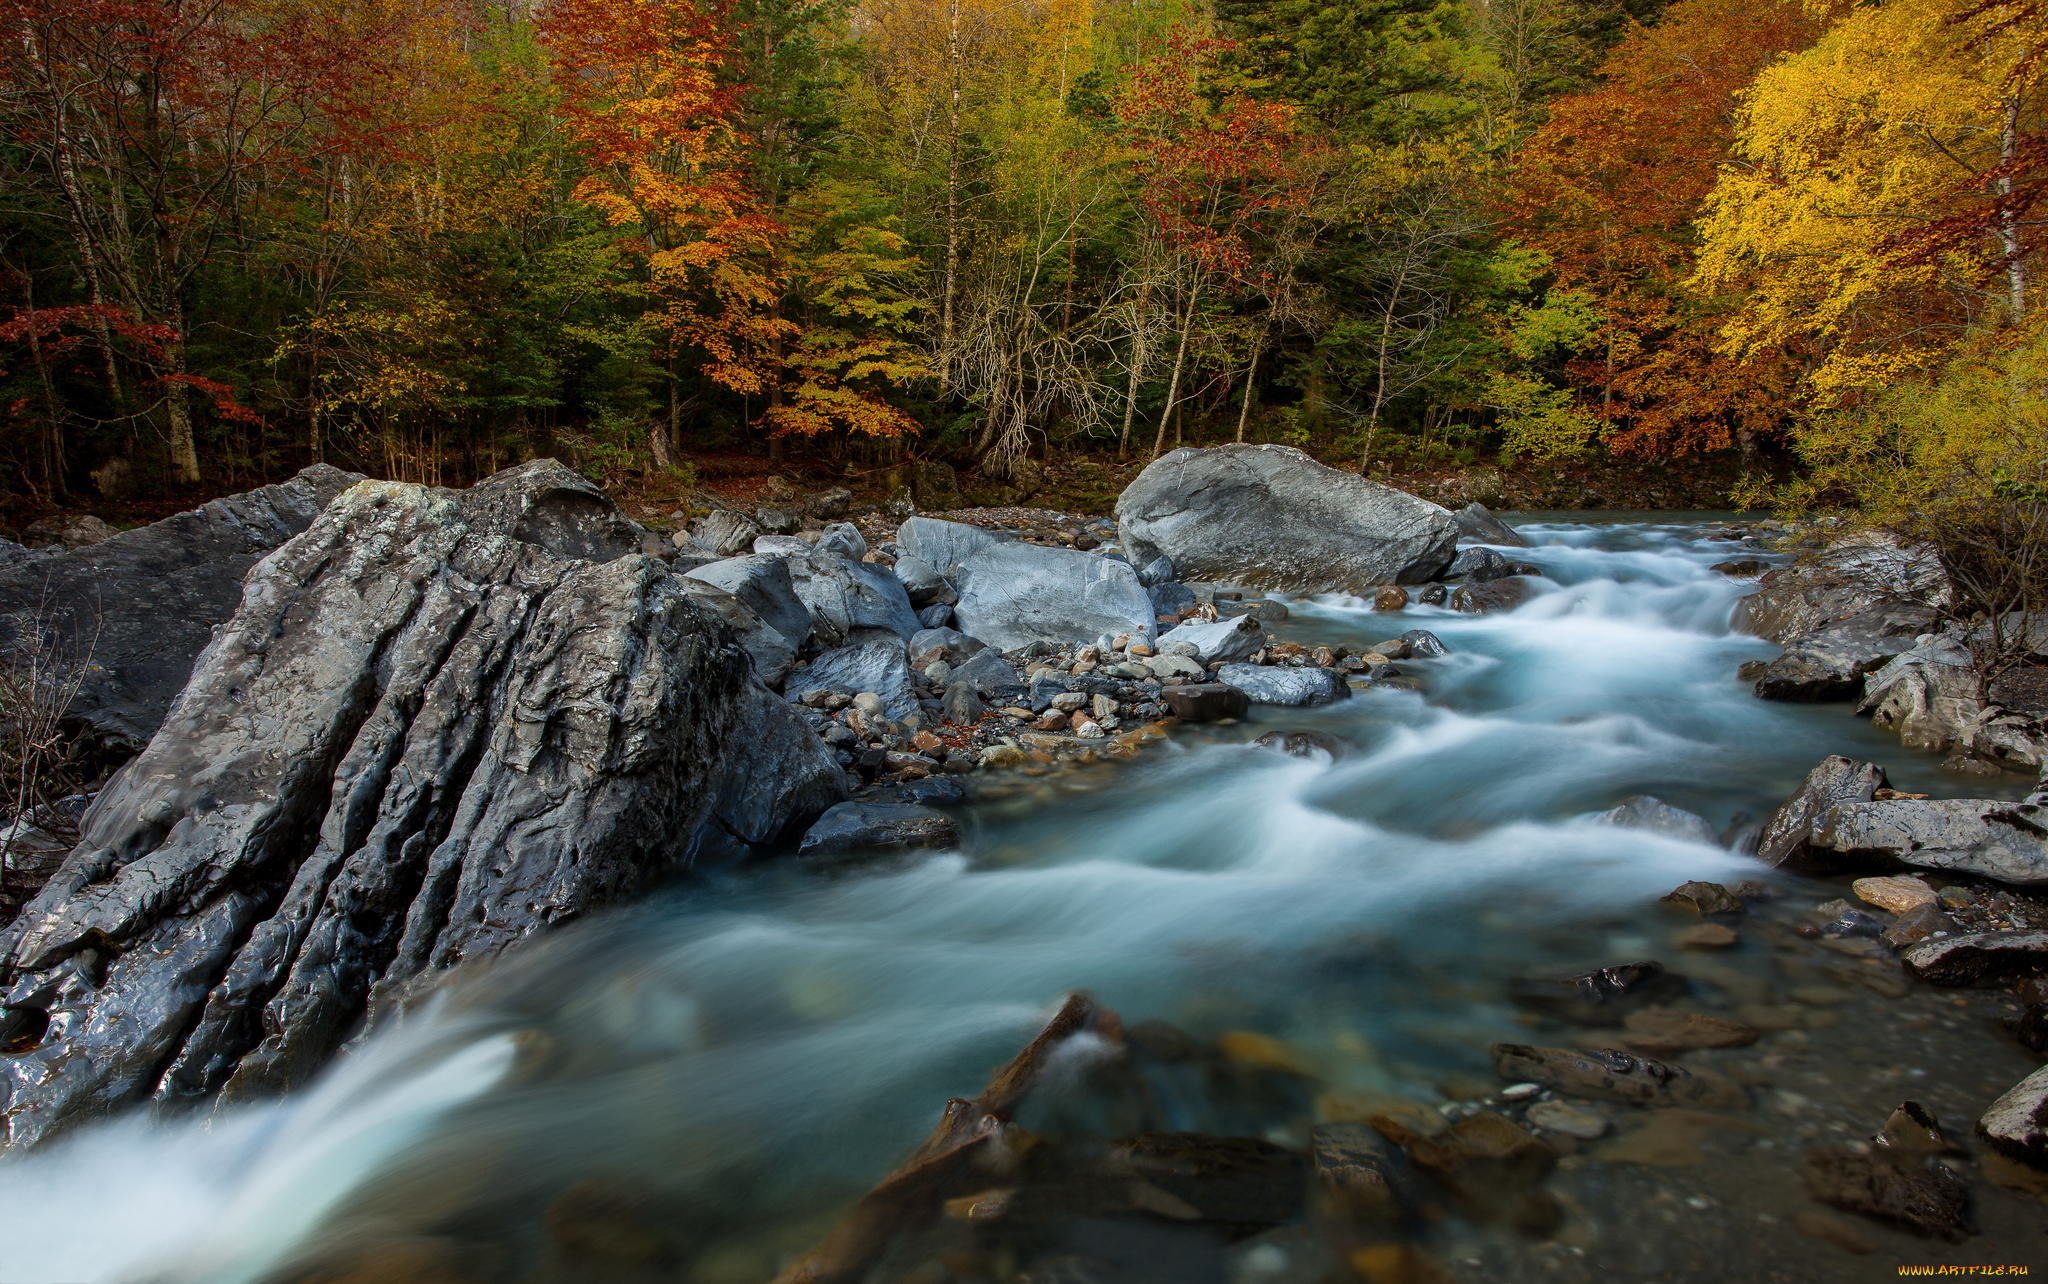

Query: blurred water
left=0, top=514, right=2027, bottom=1282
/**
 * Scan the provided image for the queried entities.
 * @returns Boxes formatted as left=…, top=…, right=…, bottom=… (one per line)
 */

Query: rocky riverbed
left=0, top=457, right=2044, bottom=1282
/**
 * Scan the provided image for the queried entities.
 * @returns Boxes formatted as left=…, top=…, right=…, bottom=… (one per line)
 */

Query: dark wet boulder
left=698, top=685, right=847, bottom=858
left=1490, top=1044, right=1747, bottom=1108
left=676, top=578, right=796, bottom=688
left=0, top=464, right=362, bottom=755
left=949, top=647, right=1027, bottom=705
left=797, top=801, right=960, bottom=861
left=1453, top=502, right=1529, bottom=548
left=771, top=541, right=922, bottom=646
left=1215, top=663, right=1348, bottom=707
left=1751, top=600, right=1938, bottom=702
left=1115, top=444, right=1458, bottom=594
left=1756, top=756, right=1889, bottom=873
left=686, top=553, right=812, bottom=654
left=1801, top=1146, right=1972, bottom=1240
left=1447, top=546, right=1514, bottom=580
left=1163, top=683, right=1250, bottom=722
left=1900, top=930, right=2048, bottom=986
left=1450, top=576, right=1533, bottom=614
left=1660, top=881, right=1743, bottom=915
left=0, top=466, right=825, bottom=1145
left=1980, top=1065, right=2048, bottom=1170
left=1509, top=960, right=1687, bottom=1023
left=897, top=517, right=1155, bottom=652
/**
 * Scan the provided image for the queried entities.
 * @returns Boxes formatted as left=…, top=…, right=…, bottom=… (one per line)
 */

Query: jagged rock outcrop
left=0, top=464, right=840, bottom=1145
left=1116, top=444, right=1458, bottom=594
left=1860, top=634, right=2048, bottom=771
left=1815, top=795, right=2048, bottom=886
left=1751, top=601, right=1939, bottom=701
left=897, top=517, right=1155, bottom=651
left=1755, top=756, right=1889, bottom=873
left=1736, top=531, right=1949, bottom=645
left=0, top=464, right=362, bottom=753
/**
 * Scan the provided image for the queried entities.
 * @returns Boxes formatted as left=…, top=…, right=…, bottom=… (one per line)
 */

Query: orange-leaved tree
left=541, top=0, right=791, bottom=470
left=1503, top=0, right=1828, bottom=459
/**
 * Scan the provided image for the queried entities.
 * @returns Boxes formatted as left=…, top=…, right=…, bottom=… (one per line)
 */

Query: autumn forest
left=2, top=0, right=2045, bottom=525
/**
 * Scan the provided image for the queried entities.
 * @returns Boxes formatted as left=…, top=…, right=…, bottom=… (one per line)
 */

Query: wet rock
left=891, top=552, right=953, bottom=607
left=1449, top=577, right=1532, bottom=614
left=1252, top=730, right=1346, bottom=762
left=1158, top=615, right=1264, bottom=664
left=1397, top=629, right=1448, bottom=659
left=1814, top=796, right=2048, bottom=886
left=1310, top=1122, right=1413, bottom=1219
left=1980, top=1064, right=2048, bottom=1170
left=1712, top=559, right=1769, bottom=578
left=0, top=467, right=795, bottom=1143
left=1900, top=930, right=2048, bottom=986
left=898, top=517, right=1155, bottom=651
left=1447, top=546, right=1513, bottom=580
left=676, top=578, right=797, bottom=687
left=798, top=801, right=960, bottom=861
left=1659, top=881, right=1743, bottom=915
left=1853, top=875, right=1938, bottom=914
left=1800, top=1146, right=1972, bottom=1241
left=1756, top=756, right=1888, bottom=873
left=1490, top=1044, right=1747, bottom=1108
left=1619, top=1008, right=1759, bottom=1054
left=1509, top=960, right=1686, bottom=1022
left=1372, top=586, right=1409, bottom=611
left=1752, top=601, right=1938, bottom=701
left=1677, top=923, right=1739, bottom=949
left=0, top=464, right=363, bottom=754
left=1883, top=902, right=1961, bottom=949
left=1109, top=1132, right=1310, bottom=1234
left=1596, top=796, right=1718, bottom=845
left=1452, top=502, right=1529, bottom=548
left=1877, top=1101, right=1963, bottom=1160
left=1163, top=683, right=1250, bottom=722
left=1215, top=664, right=1348, bottom=707
left=701, top=685, right=848, bottom=855
left=1116, top=444, right=1458, bottom=594
left=1736, top=532, right=1949, bottom=645
left=792, top=631, right=921, bottom=726
left=1525, top=1100, right=1607, bottom=1140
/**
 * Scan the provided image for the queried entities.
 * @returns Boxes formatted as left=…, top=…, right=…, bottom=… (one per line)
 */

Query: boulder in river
left=897, top=517, right=1155, bottom=652
left=0, top=463, right=363, bottom=754
left=1750, top=600, right=1938, bottom=702
left=1755, top=756, right=1889, bottom=874
left=1900, top=930, right=2048, bottom=986
left=1736, top=531, right=1949, bottom=646
left=1115, top=444, right=1458, bottom=594
left=1596, top=795, right=1719, bottom=845
left=1801, top=1145, right=1973, bottom=1241
left=1860, top=633, right=2048, bottom=772
left=0, top=464, right=831, bottom=1145
left=797, top=801, right=960, bottom=862
left=1453, top=502, right=1529, bottom=548
left=1490, top=1043, right=1747, bottom=1108
left=1813, top=795, right=2048, bottom=886
left=1216, top=663, right=1349, bottom=707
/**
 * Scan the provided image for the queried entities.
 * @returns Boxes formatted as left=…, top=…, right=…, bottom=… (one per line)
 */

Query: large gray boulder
left=700, top=685, right=847, bottom=856
left=897, top=517, right=1155, bottom=651
left=1814, top=796, right=2048, bottom=886
left=1736, top=531, right=1949, bottom=645
left=1158, top=615, right=1264, bottom=664
left=0, top=466, right=834, bottom=1145
left=1115, top=444, right=1457, bottom=594
left=1215, top=663, right=1349, bottom=707
left=767, top=542, right=922, bottom=646
left=676, top=578, right=797, bottom=687
left=1861, top=635, right=2048, bottom=771
left=0, top=464, right=363, bottom=753
left=1751, top=601, right=1937, bottom=701
left=1756, top=756, right=1888, bottom=873
left=1981, top=1065, right=2048, bottom=1170
left=687, top=554, right=812, bottom=654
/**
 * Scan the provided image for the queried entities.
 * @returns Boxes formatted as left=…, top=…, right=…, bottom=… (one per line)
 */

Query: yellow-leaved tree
left=1693, top=0, right=2046, bottom=402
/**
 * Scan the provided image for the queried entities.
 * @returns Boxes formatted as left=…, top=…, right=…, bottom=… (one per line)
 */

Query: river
left=3, top=514, right=2043, bottom=1282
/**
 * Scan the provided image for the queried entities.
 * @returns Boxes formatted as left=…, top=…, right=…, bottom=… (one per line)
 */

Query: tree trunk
left=2000, top=92, right=2027, bottom=322
left=165, top=344, right=200, bottom=485
left=1149, top=276, right=1201, bottom=460
left=1235, top=335, right=1261, bottom=443
left=1117, top=279, right=1154, bottom=460
left=938, top=0, right=963, bottom=389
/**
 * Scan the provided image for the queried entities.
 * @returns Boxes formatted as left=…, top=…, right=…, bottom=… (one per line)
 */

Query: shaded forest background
left=1, top=0, right=2045, bottom=525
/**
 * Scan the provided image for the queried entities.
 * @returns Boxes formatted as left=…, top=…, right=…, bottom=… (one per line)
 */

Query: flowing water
left=3, top=515, right=2045, bottom=1282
